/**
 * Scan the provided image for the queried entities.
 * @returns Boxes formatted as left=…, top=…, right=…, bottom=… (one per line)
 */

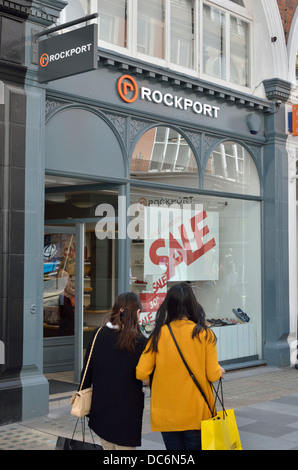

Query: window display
left=130, top=126, right=262, bottom=364
left=130, top=188, right=261, bottom=363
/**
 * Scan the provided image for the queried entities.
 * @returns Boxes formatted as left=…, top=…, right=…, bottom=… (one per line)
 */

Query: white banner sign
left=144, top=205, right=219, bottom=286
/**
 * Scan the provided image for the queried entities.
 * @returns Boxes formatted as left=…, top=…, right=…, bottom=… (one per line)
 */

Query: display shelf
left=212, top=323, right=256, bottom=361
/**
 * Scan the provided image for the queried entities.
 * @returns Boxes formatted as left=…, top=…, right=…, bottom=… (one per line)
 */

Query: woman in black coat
left=81, top=292, right=147, bottom=450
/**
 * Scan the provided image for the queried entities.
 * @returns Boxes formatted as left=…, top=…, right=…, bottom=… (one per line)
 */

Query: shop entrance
left=43, top=179, right=120, bottom=382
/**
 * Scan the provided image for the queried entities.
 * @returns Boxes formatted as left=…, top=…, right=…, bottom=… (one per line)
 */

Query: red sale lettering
left=153, top=273, right=168, bottom=293
left=149, top=210, right=216, bottom=285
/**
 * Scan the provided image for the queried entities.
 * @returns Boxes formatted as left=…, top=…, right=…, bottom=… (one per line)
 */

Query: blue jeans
left=161, top=430, right=201, bottom=450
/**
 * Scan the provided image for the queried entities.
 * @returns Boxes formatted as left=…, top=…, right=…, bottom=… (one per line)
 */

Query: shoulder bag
left=70, top=327, right=101, bottom=417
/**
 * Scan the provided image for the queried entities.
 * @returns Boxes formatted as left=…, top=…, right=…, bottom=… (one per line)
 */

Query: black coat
left=81, top=326, right=147, bottom=447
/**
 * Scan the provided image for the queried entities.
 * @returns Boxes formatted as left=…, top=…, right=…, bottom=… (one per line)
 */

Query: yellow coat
left=136, top=319, right=221, bottom=432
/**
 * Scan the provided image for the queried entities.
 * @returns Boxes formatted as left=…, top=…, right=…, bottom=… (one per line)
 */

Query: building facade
left=0, top=0, right=297, bottom=424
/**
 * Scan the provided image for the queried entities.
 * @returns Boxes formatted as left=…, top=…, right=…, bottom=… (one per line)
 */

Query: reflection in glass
left=130, top=187, right=262, bottom=361
left=130, top=127, right=199, bottom=188
left=43, top=233, right=76, bottom=337
left=204, top=141, right=260, bottom=196
left=171, top=0, right=194, bottom=69
left=137, top=0, right=165, bottom=59
left=98, top=0, right=128, bottom=48
left=203, top=4, right=226, bottom=80
left=230, top=16, right=249, bottom=86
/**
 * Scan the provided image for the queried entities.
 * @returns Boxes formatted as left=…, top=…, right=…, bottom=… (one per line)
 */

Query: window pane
left=171, top=0, right=194, bottom=69
left=203, top=4, right=226, bottom=80
left=230, top=15, right=249, bottom=86
left=204, top=141, right=260, bottom=196
left=137, top=0, right=165, bottom=59
left=130, top=127, right=199, bottom=188
left=43, top=232, right=76, bottom=337
left=98, top=0, right=127, bottom=47
left=130, top=188, right=262, bottom=363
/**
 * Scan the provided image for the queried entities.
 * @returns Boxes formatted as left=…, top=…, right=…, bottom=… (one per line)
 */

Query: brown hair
left=109, top=292, right=142, bottom=353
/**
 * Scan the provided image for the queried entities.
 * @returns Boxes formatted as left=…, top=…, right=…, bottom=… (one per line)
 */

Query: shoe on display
left=232, top=308, right=250, bottom=323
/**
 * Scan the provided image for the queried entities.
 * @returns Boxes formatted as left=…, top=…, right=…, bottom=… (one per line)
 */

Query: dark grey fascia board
left=97, top=47, right=273, bottom=114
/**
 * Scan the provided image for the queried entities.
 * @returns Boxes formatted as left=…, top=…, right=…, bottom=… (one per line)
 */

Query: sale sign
left=138, top=205, right=218, bottom=329
left=144, top=205, right=218, bottom=282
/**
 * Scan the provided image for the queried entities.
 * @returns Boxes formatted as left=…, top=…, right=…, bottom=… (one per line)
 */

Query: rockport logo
left=117, top=74, right=220, bottom=118
left=39, top=43, right=93, bottom=67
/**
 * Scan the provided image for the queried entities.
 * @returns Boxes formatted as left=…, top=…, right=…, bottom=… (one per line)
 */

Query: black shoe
left=232, top=308, right=250, bottom=323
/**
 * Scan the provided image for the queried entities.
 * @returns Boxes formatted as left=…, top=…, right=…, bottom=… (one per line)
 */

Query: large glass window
left=130, top=127, right=199, bottom=188
left=130, top=130, right=262, bottom=363
left=60, top=1, right=251, bottom=88
left=129, top=187, right=262, bottom=363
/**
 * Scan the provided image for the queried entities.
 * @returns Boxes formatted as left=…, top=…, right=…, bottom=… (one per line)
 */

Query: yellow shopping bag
left=201, top=409, right=242, bottom=451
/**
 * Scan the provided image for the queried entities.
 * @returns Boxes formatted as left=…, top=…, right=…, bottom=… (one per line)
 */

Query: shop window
left=130, top=126, right=199, bottom=188
left=129, top=187, right=262, bottom=363
left=204, top=141, right=260, bottom=196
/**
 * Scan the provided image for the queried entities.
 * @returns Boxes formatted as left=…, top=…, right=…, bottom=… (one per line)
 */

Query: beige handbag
left=70, top=328, right=101, bottom=417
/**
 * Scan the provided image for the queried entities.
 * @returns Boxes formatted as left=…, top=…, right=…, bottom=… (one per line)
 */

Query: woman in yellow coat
left=136, top=282, right=225, bottom=450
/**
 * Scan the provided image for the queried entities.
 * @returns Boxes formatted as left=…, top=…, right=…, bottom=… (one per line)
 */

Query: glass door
left=43, top=181, right=122, bottom=382
left=43, top=226, right=82, bottom=380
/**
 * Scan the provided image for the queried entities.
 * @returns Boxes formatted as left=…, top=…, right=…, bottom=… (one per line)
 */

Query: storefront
left=41, top=57, right=289, bottom=380
left=0, top=0, right=294, bottom=428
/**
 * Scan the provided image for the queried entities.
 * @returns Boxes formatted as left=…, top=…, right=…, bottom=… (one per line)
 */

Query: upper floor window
left=61, top=0, right=251, bottom=89
left=203, top=2, right=250, bottom=87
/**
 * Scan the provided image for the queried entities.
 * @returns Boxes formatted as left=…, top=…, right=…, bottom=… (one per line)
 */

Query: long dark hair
left=147, top=282, right=216, bottom=352
left=109, top=292, right=142, bottom=353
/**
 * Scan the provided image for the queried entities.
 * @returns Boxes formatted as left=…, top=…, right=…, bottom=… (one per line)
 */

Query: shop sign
left=38, top=24, right=97, bottom=83
left=144, top=206, right=218, bottom=284
left=293, top=104, right=298, bottom=136
left=117, top=75, right=220, bottom=118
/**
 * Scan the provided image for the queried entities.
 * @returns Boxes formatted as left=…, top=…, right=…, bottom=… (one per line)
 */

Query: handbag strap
left=79, top=327, right=101, bottom=391
left=167, top=324, right=216, bottom=417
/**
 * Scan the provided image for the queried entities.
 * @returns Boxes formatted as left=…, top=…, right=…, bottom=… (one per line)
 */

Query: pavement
left=0, top=365, right=298, bottom=451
